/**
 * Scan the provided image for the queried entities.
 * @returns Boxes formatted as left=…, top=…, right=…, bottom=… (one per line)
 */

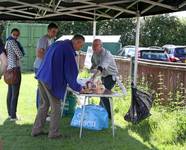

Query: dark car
left=163, top=45, right=186, bottom=63
left=138, top=48, right=170, bottom=62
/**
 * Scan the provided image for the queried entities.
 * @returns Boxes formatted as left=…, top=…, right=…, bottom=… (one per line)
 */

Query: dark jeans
left=100, top=75, right=116, bottom=119
left=34, top=68, right=40, bottom=109
left=7, top=67, right=21, bottom=119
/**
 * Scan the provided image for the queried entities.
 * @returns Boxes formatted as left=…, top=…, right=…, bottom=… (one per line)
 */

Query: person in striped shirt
left=5, top=28, right=24, bottom=121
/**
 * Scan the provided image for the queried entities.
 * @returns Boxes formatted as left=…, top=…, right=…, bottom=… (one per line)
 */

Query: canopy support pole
left=93, top=9, right=96, bottom=40
left=133, top=12, right=141, bottom=87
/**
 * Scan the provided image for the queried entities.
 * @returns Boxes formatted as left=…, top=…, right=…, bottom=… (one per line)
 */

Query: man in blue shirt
left=31, top=34, right=85, bottom=139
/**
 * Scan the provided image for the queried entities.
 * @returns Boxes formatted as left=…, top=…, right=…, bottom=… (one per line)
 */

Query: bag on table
left=71, top=105, right=108, bottom=131
left=4, top=68, right=19, bottom=85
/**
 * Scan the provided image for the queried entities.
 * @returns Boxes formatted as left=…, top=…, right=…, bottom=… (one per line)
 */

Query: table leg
left=109, top=98, right=115, bottom=137
left=79, top=96, right=87, bottom=138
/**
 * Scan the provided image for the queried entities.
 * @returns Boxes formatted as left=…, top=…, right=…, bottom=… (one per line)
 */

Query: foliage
left=140, top=14, right=186, bottom=46
left=57, top=21, right=93, bottom=36
left=2, top=14, right=186, bottom=47
left=97, top=18, right=136, bottom=46
left=56, top=15, right=186, bottom=47
left=56, top=18, right=136, bottom=46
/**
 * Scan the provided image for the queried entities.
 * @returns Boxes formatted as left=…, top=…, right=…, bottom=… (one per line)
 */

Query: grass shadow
left=0, top=117, right=158, bottom=150
left=125, top=118, right=158, bottom=149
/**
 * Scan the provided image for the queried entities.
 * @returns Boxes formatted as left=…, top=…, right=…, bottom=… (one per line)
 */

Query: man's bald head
left=92, top=39, right=103, bottom=54
left=93, top=39, right=102, bottom=45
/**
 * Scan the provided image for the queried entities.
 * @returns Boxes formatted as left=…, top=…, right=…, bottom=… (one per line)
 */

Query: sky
left=170, top=11, right=186, bottom=18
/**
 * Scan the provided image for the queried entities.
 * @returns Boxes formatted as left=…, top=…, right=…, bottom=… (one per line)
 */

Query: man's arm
left=36, top=37, right=47, bottom=59
left=36, top=48, right=45, bottom=58
left=64, top=50, right=83, bottom=92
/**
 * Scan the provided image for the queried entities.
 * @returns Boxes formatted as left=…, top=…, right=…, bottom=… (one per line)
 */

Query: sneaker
left=10, top=117, right=20, bottom=121
left=46, top=116, right=50, bottom=122
left=10, top=118, right=18, bottom=121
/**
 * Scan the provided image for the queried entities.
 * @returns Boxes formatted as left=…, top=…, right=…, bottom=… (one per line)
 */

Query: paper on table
left=77, top=78, right=90, bottom=86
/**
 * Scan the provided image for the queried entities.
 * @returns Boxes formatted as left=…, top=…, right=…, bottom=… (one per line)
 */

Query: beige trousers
left=32, top=81, right=61, bottom=138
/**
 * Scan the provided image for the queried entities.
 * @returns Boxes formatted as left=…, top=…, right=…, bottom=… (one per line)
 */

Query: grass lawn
left=0, top=73, right=186, bottom=150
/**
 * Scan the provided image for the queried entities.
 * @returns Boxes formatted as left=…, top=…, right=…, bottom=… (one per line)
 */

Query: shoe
left=31, top=131, right=48, bottom=137
left=46, top=116, right=50, bottom=122
left=10, top=117, right=19, bottom=121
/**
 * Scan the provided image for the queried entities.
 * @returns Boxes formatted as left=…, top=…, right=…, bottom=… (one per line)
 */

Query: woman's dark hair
left=11, top=28, right=20, bottom=33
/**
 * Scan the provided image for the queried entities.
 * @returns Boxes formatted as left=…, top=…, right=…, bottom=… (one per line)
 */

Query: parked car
left=138, top=48, right=170, bottom=62
left=163, top=45, right=186, bottom=63
left=116, top=45, right=135, bottom=58
left=117, top=45, right=147, bottom=58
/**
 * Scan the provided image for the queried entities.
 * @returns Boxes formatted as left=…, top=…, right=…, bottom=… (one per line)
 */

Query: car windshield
left=126, top=48, right=135, bottom=56
left=175, top=47, right=186, bottom=56
left=142, top=52, right=167, bottom=61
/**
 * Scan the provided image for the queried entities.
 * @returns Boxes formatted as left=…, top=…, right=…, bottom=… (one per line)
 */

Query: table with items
left=61, top=78, right=126, bottom=138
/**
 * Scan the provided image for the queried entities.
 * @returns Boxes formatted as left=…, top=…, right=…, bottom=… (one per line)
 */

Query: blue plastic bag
left=70, top=105, right=108, bottom=130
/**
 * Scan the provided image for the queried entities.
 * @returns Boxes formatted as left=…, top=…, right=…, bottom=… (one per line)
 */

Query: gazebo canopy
left=0, top=0, right=186, bottom=20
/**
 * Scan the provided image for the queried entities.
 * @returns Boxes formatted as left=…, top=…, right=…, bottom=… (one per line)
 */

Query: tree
left=56, top=18, right=137, bottom=46
left=57, top=21, right=93, bottom=36
left=97, top=18, right=136, bottom=46
left=140, top=15, right=186, bottom=46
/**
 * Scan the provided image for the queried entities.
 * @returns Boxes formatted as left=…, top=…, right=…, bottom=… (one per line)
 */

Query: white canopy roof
left=57, top=35, right=121, bottom=43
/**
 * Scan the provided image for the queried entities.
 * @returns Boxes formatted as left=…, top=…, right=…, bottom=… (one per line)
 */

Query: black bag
left=124, top=84, right=153, bottom=124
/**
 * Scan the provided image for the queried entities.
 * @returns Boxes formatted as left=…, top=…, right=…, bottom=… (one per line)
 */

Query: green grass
left=0, top=73, right=186, bottom=150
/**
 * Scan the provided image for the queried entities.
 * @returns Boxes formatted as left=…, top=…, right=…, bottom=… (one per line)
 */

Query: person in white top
left=33, top=23, right=58, bottom=111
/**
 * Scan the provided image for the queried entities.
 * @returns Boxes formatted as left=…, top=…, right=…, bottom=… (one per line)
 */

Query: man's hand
left=79, top=86, right=86, bottom=94
left=37, top=48, right=45, bottom=59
